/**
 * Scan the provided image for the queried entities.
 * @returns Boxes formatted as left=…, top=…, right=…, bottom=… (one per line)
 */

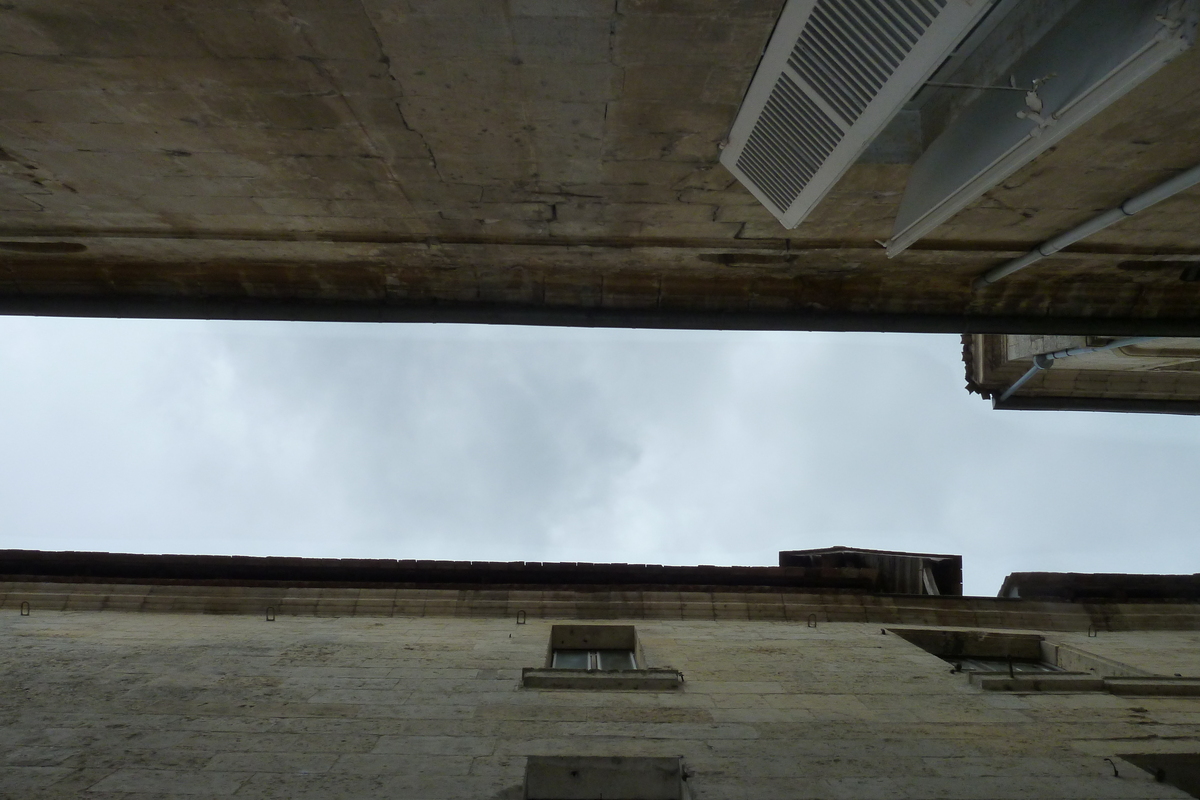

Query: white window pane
left=552, top=650, right=589, bottom=669
left=596, top=650, right=636, bottom=671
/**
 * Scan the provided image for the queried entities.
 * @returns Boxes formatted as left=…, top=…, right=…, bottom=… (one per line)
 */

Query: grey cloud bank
left=0, top=317, right=1196, bottom=596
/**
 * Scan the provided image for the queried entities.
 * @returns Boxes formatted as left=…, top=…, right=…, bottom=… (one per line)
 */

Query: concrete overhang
left=2, top=1, right=1200, bottom=332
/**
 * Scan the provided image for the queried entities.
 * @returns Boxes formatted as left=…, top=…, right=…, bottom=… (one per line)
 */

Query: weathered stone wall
left=3, top=603, right=1198, bottom=798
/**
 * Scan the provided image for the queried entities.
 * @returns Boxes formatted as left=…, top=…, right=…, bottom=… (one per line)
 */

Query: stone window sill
left=521, top=667, right=683, bottom=690
left=972, top=673, right=1200, bottom=695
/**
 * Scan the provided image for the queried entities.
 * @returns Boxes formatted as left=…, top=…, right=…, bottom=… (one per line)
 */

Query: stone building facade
left=963, top=334, right=1200, bottom=414
left=4, top=549, right=1200, bottom=798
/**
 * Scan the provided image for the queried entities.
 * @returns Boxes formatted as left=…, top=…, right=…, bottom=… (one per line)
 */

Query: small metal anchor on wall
left=924, top=72, right=1057, bottom=134
left=1015, top=74, right=1057, bottom=135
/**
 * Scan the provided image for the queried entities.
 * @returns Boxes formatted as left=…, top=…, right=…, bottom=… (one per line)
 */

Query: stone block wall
left=2, top=607, right=1197, bottom=798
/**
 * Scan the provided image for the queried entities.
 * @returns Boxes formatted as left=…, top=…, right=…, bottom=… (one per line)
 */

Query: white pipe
left=975, top=162, right=1200, bottom=289
left=995, top=362, right=1043, bottom=404
left=995, top=336, right=1160, bottom=404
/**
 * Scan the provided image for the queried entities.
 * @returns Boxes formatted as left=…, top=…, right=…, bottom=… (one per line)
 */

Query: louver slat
left=737, top=74, right=843, bottom=211
left=797, top=0, right=936, bottom=123
left=720, top=0, right=988, bottom=228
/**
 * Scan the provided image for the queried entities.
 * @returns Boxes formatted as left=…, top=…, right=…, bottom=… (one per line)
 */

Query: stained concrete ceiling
left=2, top=0, right=1200, bottom=332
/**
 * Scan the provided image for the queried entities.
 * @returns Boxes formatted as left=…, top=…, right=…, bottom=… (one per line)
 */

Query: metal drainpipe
left=995, top=336, right=1161, bottom=404
left=974, top=162, right=1200, bottom=290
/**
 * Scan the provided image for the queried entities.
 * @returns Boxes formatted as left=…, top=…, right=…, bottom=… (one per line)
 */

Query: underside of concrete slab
left=2, top=0, right=1200, bottom=331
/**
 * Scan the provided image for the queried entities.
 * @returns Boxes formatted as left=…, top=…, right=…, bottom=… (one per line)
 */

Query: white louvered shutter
left=720, top=0, right=993, bottom=229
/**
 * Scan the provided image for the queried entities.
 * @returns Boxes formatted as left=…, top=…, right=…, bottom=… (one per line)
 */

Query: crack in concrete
left=272, top=0, right=433, bottom=234
left=351, top=9, right=441, bottom=186
left=392, top=100, right=439, bottom=177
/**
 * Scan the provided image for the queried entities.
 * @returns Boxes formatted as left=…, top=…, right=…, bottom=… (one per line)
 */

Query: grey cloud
left=0, top=318, right=1197, bottom=595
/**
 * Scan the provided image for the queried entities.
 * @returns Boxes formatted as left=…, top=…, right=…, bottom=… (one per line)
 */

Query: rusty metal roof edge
left=1000, top=571, right=1200, bottom=600
left=780, top=546, right=962, bottom=561
left=0, top=549, right=881, bottom=592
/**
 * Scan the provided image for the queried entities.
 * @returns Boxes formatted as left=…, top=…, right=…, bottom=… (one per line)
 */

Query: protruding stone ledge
left=521, top=668, right=684, bottom=690
left=973, top=673, right=1200, bottom=695
left=971, top=673, right=1104, bottom=692
left=1105, top=677, right=1200, bottom=696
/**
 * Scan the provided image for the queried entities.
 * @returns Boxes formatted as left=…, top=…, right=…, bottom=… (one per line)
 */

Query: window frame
left=946, top=656, right=1064, bottom=675
left=551, top=648, right=638, bottom=671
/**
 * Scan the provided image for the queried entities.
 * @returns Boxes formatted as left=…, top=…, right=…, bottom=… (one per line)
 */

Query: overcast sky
left=1, top=315, right=1196, bottom=595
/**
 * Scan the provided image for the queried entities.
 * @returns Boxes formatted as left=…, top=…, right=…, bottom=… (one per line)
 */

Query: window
left=521, top=625, right=683, bottom=690
left=890, top=628, right=1056, bottom=671
left=888, top=627, right=1200, bottom=695
left=546, top=625, right=640, bottom=670
left=892, top=627, right=1077, bottom=685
